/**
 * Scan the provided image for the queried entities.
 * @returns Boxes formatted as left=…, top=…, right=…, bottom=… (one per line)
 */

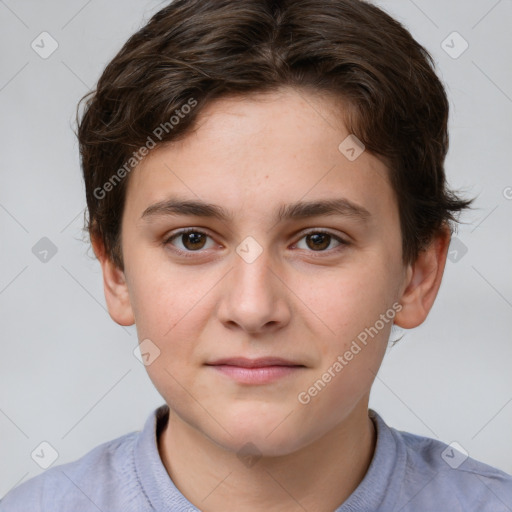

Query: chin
left=210, top=409, right=312, bottom=458
left=219, top=430, right=306, bottom=459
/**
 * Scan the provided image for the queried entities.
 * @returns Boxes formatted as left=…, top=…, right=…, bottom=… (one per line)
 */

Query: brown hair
left=77, top=0, right=472, bottom=271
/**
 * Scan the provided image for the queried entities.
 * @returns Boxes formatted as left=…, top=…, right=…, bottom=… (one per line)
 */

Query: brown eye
left=180, top=231, right=207, bottom=250
left=165, top=229, right=214, bottom=253
left=295, top=230, right=348, bottom=253
left=306, top=232, right=331, bottom=251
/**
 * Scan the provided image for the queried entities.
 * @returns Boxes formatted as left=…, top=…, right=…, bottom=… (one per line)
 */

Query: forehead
left=124, top=88, right=396, bottom=226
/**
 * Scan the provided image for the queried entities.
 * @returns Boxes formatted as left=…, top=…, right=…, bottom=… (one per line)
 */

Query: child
left=2, top=0, right=511, bottom=510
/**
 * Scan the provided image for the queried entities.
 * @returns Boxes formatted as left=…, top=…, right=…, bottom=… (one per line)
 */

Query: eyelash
left=163, top=228, right=350, bottom=258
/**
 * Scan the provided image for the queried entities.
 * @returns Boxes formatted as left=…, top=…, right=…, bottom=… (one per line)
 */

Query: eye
left=294, top=230, right=348, bottom=254
left=164, top=228, right=349, bottom=258
left=164, top=228, right=216, bottom=255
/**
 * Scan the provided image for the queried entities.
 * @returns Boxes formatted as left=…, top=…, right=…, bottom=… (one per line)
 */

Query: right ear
left=91, top=235, right=135, bottom=326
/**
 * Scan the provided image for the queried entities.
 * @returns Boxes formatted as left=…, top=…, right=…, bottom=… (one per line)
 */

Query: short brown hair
left=77, top=0, right=472, bottom=271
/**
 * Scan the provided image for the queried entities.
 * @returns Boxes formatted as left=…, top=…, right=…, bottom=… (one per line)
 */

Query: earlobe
left=394, top=227, right=451, bottom=329
left=91, top=235, right=135, bottom=327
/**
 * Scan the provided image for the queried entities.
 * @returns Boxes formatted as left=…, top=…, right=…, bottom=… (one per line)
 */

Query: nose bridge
left=217, top=238, right=289, bottom=332
left=232, top=239, right=276, bottom=304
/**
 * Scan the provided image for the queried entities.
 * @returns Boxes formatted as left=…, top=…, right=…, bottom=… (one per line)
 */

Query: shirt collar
left=133, top=403, right=198, bottom=511
left=133, top=404, right=404, bottom=512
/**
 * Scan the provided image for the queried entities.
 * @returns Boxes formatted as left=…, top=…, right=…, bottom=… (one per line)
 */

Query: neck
left=158, top=400, right=376, bottom=512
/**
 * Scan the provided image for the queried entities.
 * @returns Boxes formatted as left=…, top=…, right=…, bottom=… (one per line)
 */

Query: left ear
left=394, top=225, right=451, bottom=329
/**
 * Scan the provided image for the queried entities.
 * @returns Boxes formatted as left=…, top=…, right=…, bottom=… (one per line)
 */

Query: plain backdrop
left=1, top=0, right=511, bottom=499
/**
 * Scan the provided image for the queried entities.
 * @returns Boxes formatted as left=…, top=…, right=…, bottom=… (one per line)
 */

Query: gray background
left=1, top=0, right=511, bottom=498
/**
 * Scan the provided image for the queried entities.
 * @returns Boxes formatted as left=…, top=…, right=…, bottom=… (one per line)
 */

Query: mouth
left=205, top=357, right=306, bottom=385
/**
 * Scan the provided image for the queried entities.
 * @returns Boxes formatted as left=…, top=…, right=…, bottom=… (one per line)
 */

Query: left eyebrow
left=140, top=196, right=371, bottom=224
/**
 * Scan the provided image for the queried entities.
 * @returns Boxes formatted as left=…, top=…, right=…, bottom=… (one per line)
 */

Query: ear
left=91, top=235, right=135, bottom=326
left=394, top=225, right=451, bottom=329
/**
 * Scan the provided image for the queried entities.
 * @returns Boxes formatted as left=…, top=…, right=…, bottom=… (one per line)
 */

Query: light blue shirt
left=1, top=404, right=511, bottom=511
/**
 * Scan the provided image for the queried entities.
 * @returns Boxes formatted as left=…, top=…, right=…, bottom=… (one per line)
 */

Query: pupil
left=180, top=232, right=331, bottom=251
left=185, top=232, right=204, bottom=249
left=308, top=233, right=329, bottom=251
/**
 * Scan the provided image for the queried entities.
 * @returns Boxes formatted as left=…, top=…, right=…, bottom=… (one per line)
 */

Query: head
left=77, top=0, right=472, bottom=455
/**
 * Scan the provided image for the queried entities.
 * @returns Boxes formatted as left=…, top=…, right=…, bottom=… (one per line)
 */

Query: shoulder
left=394, top=426, right=512, bottom=511
left=0, top=430, right=146, bottom=512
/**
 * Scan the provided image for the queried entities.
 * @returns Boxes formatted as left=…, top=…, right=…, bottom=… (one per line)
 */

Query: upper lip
left=205, top=357, right=304, bottom=368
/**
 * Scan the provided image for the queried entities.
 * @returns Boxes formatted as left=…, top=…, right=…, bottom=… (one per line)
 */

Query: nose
left=216, top=247, right=291, bottom=335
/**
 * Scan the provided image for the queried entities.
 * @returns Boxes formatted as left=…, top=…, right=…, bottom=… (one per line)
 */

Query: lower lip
left=207, top=365, right=303, bottom=384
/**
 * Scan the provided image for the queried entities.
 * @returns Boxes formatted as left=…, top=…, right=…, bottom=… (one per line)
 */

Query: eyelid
left=292, top=228, right=350, bottom=256
left=297, top=227, right=349, bottom=242
left=164, top=227, right=350, bottom=256
left=164, top=227, right=217, bottom=256
left=165, top=227, right=212, bottom=240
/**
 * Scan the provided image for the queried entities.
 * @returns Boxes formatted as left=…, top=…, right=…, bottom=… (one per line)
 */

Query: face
left=115, top=87, right=412, bottom=455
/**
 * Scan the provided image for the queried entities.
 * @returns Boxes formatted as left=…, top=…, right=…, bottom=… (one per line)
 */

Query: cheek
left=127, top=250, right=209, bottom=335
left=299, top=259, right=398, bottom=341
left=127, top=261, right=219, bottom=378
left=136, top=307, right=205, bottom=406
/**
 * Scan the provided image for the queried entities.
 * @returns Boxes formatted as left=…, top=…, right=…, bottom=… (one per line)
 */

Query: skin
left=92, top=87, right=450, bottom=512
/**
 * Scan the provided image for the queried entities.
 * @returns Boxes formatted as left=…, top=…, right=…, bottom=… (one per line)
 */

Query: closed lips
left=205, top=357, right=305, bottom=368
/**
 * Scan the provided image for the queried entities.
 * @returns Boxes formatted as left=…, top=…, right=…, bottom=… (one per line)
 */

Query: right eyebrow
left=141, top=197, right=232, bottom=222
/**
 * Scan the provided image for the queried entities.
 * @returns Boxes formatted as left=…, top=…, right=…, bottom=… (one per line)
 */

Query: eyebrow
left=140, top=196, right=371, bottom=224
